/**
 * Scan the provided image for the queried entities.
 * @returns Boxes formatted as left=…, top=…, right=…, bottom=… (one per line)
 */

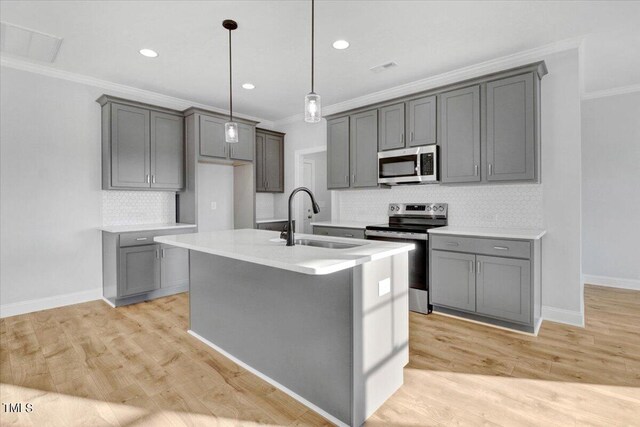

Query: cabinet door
left=350, top=109, right=379, bottom=188
left=486, top=73, right=535, bottom=181
left=327, top=117, right=350, bottom=189
left=431, top=250, right=476, bottom=312
left=407, top=95, right=436, bottom=147
left=255, top=132, right=266, bottom=191
left=160, top=245, right=189, bottom=289
left=119, top=245, right=160, bottom=297
left=230, top=123, right=254, bottom=161
left=111, top=103, right=150, bottom=188
left=199, top=115, right=227, bottom=159
left=264, top=134, right=284, bottom=192
left=476, top=255, right=531, bottom=324
left=440, top=85, right=481, bottom=183
left=150, top=112, right=184, bottom=190
left=378, top=103, right=405, bottom=151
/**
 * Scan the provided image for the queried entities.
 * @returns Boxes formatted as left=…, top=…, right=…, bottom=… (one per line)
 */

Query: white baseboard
left=541, top=306, right=584, bottom=327
left=583, top=274, right=640, bottom=291
left=0, top=288, right=102, bottom=318
left=187, top=330, right=347, bottom=427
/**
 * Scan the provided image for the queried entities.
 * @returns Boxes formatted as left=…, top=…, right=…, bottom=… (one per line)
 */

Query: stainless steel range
left=365, top=203, right=448, bottom=314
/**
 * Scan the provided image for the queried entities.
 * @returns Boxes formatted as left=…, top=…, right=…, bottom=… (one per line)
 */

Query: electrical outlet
left=210, top=202, right=217, bottom=210
left=378, top=278, right=391, bottom=297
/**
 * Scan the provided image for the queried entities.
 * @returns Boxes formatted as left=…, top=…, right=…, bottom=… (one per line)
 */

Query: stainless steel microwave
left=378, top=146, right=439, bottom=185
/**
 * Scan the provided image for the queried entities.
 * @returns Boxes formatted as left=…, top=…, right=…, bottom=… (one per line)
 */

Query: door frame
left=293, top=146, right=335, bottom=234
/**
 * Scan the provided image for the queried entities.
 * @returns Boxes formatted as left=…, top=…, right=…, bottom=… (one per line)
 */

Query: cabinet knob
left=489, top=163, right=493, bottom=176
left=474, top=165, right=478, bottom=176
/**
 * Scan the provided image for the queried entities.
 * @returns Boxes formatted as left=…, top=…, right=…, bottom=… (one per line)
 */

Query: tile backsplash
left=256, top=193, right=276, bottom=219
left=338, top=183, right=543, bottom=228
left=102, top=191, right=176, bottom=226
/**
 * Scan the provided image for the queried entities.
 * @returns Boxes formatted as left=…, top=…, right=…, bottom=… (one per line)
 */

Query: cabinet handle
left=493, top=246, right=509, bottom=251
left=469, top=261, right=474, bottom=273
left=401, top=133, right=404, bottom=144
left=446, top=242, right=459, bottom=246
left=477, top=261, right=481, bottom=274
left=162, top=249, right=166, bottom=258
left=344, top=234, right=354, bottom=237
left=135, top=237, right=148, bottom=241
left=152, top=175, right=156, bottom=184
left=146, top=174, right=150, bottom=183
left=155, top=249, right=160, bottom=259
left=410, top=131, right=414, bottom=142
left=489, top=163, right=493, bottom=176
left=344, top=175, right=348, bottom=183
left=352, top=174, right=356, bottom=183
left=474, top=165, right=478, bottom=176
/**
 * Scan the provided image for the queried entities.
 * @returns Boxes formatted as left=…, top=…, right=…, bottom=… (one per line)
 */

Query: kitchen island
left=155, top=229, right=414, bottom=427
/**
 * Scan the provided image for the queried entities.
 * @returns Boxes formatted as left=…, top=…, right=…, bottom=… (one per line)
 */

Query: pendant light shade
left=223, top=19, right=238, bottom=143
left=304, top=0, right=321, bottom=123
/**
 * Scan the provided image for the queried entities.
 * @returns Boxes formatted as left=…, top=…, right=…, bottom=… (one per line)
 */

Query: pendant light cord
left=311, top=0, right=314, bottom=93
left=228, top=28, right=233, bottom=122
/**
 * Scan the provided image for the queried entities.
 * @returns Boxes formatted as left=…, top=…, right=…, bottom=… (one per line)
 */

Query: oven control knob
left=394, top=205, right=400, bottom=211
left=438, top=206, right=444, bottom=211
left=390, top=206, right=395, bottom=211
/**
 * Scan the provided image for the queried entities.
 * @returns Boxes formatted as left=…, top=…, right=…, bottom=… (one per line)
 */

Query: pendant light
left=304, top=0, right=321, bottom=123
left=223, top=19, right=238, bottom=143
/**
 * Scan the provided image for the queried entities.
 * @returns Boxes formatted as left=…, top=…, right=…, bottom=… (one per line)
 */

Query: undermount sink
left=294, top=238, right=365, bottom=249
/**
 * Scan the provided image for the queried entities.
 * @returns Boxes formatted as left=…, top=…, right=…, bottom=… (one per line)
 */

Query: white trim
left=101, top=297, right=116, bottom=308
left=0, top=288, right=102, bottom=318
left=581, top=84, right=640, bottom=100
left=0, top=54, right=275, bottom=129
left=274, top=36, right=584, bottom=126
left=541, top=306, right=585, bottom=327
left=432, top=311, right=539, bottom=336
left=583, top=274, right=640, bottom=291
left=188, top=330, right=347, bottom=427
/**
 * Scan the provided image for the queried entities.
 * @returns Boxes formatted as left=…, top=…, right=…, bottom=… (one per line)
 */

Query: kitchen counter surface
left=310, top=220, right=373, bottom=229
left=428, top=226, right=546, bottom=240
left=155, top=229, right=414, bottom=275
left=255, top=218, right=288, bottom=224
left=101, top=223, right=196, bottom=233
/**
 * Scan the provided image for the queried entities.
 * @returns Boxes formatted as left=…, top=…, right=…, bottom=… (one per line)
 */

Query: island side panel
left=189, top=251, right=353, bottom=425
left=351, top=252, right=409, bottom=425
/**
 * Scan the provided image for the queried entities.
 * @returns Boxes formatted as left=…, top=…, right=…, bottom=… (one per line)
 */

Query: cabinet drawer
left=431, top=235, right=530, bottom=259
left=119, top=228, right=194, bottom=247
left=313, top=226, right=365, bottom=239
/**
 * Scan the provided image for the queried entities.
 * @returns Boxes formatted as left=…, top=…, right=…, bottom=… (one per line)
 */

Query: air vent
left=370, top=61, right=398, bottom=74
left=0, top=21, right=63, bottom=63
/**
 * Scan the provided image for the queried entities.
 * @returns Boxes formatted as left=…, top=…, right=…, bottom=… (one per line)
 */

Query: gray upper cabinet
left=327, top=117, right=350, bottom=189
left=350, top=109, right=379, bottom=188
left=120, top=245, right=160, bottom=297
left=485, top=73, right=535, bottom=182
left=431, top=250, right=476, bottom=312
left=440, top=85, right=481, bottom=183
left=476, top=255, right=531, bottom=324
left=407, top=95, right=437, bottom=147
left=199, top=115, right=227, bottom=159
left=230, top=123, right=255, bottom=162
left=110, top=103, right=151, bottom=188
left=379, top=103, right=405, bottom=151
left=99, top=96, right=185, bottom=191
left=150, top=112, right=184, bottom=190
left=160, top=244, right=190, bottom=289
left=256, top=129, right=284, bottom=193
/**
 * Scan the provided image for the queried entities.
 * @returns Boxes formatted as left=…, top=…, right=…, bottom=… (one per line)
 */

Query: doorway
left=298, top=150, right=331, bottom=233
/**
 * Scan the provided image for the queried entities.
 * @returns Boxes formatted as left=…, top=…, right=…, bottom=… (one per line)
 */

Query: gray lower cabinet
left=327, top=117, right=350, bottom=189
left=256, top=220, right=294, bottom=232
left=430, top=233, right=542, bottom=333
left=102, top=228, right=193, bottom=306
left=350, top=109, right=379, bottom=188
left=98, top=95, right=185, bottom=191
left=486, top=73, right=536, bottom=181
left=313, top=226, right=365, bottom=239
left=407, top=95, right=437, bottom=147
left=440, top=85, right=481, bottom=183
left=256, top=129, right=285, bottom=193
left=430, top=251, right=476, bottom=312
left=476, top=255, right=531, bottom=323
left=379, top=103, right=405, bottom=151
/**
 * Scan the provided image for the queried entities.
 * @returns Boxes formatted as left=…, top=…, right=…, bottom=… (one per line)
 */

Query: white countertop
left=155, top=229, right=414, bottom=275
left=428, top=226, right=546, bottom=240
left=310, top=220, right=372, bottom=230
left=256, top=218, right=288, bottom=224
left=100, top=223, right=197, bottom=233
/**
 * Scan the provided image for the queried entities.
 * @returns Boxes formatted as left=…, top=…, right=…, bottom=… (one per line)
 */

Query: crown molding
left=0, top=54, right=275, bottom=128
left=273, top=36, right=585, bottom=127
left=581, top=84, right=640, bottom=100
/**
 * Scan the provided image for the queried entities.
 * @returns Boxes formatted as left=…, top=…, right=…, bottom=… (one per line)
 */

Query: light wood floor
left=1, top=284, right=638, bottom=426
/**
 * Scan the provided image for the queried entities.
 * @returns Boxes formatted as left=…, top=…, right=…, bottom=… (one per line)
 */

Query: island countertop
left=155, top=229, right=414, bottom=275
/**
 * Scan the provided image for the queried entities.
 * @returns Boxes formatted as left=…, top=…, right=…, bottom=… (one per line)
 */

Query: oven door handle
left=365, top=230, right=429, bottom=240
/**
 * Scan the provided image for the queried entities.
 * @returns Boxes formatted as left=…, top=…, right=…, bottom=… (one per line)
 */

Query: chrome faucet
left=281, top=187, right=320, bottom=246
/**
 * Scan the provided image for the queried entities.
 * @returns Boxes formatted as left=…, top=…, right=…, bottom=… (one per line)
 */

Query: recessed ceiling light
left=332, top=40, right=349, bottom=50
left=139, top=48, right=158, bottom=58
left=242, top=83, right=255, bottom=90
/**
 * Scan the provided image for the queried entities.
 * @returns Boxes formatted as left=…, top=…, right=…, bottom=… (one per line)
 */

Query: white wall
left=0, top=66, right=242, bottom=315
left=274, top=49, right=584, bottom=325
left=196, top=163, right=234, bottom=232
left=582, top=92, right=640, bottom=289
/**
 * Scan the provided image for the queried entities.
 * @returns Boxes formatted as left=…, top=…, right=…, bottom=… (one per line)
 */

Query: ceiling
left=1, top=1, right=639, bottom=121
